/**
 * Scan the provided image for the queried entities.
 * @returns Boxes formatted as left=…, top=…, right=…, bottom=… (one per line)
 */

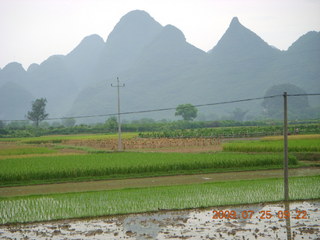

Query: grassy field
left=0, top=146, right=56, bottom=156
left=0, top=175, right=319, bottom=224
left=0, top=132, right=138, bottom=144
left=223, top=137, right=320, bottom=153
left=0, top=152, right=298, bottom=186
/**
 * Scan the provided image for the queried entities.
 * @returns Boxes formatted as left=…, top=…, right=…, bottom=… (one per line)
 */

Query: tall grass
left=0, top=175, right=318, bottom=224
left=0, top=152, right=297, bottom=185
left=223, top=139, right=320, bottom=153
left=263, top=134, right=320, bottom=141
left=0, top=132, right=138, bottom=144
left=0, top=147, right=56, bottom=156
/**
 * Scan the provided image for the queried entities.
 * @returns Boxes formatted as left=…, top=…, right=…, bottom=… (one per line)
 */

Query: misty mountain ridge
left=210, top=17, right=281, bottom=59
left=0, top=10, right=319, bottom=122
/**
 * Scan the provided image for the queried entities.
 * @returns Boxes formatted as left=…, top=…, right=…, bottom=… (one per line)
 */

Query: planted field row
left=0, top=152, right=297, bottom=185
left=65, top=137, right=221, bottom=150
left=138, top=124, right=320, bottom=138
left=223, top=138, right=320, bottom=153
left=0, top=175, right=318, bottom=224
left=0, top=146, right=56, bottom=156
left=0, top=133, right=138, bottom=144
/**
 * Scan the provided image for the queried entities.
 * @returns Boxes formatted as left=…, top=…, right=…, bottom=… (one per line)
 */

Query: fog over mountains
left=1, top=10, right=319, bottom=122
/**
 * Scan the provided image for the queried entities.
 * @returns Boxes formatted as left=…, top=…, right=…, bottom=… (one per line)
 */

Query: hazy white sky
left=0, top=0, right=319, bottom=69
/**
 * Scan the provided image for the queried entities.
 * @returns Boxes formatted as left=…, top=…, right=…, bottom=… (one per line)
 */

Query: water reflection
left=0, top=200, right=318, bottom=239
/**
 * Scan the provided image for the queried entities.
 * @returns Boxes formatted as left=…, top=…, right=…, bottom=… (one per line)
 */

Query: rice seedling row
left=0, top=152, right=298, bottom=185
left=0, top=132, right=138, bottom=144
left=0, top=175, right=318, bottom=224
left=0, top=146, right=56, bottom=156
left=223, top=138, right=320, bottom=153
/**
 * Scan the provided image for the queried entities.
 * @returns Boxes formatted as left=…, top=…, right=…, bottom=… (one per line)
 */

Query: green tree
left=26, top=98, right=49, bottom=127
left=175, top=104, right=198, bottom=121
left=0, top=120, right=7, bottom=135
left=0, top=120, right=5, bottom=129
left=105, top=116, right=118, bottom=132
left=62, top=118, right=76, bottom=127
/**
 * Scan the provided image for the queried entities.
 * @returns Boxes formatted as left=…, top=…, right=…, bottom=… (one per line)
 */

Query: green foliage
left=0, top=152, right=296, bottom=185
left=0, top=120, right=5, bottom=129
left=139, top=123, right=320, bottom=138
left=223, top=138, right=320, bottom=153
left=62, top=118, right=76, bottom=127
left=0, top=147, right=56, bottom=156
left=26, top=98, right=49, bottom=127
left=0, top=132, right=138, bottom=144
left=1, top=176, right=319, bottom=224
left=0, top=121, right=8, bottom=135
left=175, top=104, right=198, bottom=121
left=1, top=119, right=319, bottom=138
left=105, top=116, right=118, bottom=132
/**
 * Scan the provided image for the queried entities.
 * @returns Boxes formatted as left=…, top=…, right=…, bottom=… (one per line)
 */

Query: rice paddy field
left=0, top=132, right=138, bottom=144
left=0, top=152, right=298, bottom=186
left=0, top=131, right=319, bottom=230
left=223, top=137, right=320, bottom=153
left=0, top=176, right=319, bottom=224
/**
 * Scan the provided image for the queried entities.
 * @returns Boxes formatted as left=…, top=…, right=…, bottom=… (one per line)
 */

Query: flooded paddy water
left=0, top=200, right=319, bottom=239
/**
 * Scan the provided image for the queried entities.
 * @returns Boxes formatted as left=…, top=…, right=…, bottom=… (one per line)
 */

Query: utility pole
left=283, top=92, right=289, bottom=201
left=111, top=77, right=125, bottom=151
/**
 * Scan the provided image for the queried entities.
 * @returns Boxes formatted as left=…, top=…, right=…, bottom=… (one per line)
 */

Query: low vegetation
left=0, top=146, right=56, bottom=156
left=0, top=175, right=319, bottom=224
left=223, top=138, right=320, bottom=153
left=139, top=123, right=320, bottom=138
left=0, top=130, right=318, bottom=225
left=0, top=152, right=298, bottom=186
left=0, top=132, right=138, bottom=144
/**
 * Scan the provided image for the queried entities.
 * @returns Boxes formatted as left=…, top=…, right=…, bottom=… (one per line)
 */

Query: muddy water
left=1, top=167, right=319, bottom=197
left=0, top=200, right=318, bottom=239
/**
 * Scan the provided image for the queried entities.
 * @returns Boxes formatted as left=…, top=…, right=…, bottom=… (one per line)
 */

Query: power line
left=1, top=93, right=320, bottom=122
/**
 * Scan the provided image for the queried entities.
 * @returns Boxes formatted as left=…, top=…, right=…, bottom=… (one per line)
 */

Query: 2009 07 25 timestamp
left=212, top=210, right=308, bottom=220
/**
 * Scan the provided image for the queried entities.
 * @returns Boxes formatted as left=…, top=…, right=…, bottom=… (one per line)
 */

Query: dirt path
left=0, top=167, right=319, bottom=197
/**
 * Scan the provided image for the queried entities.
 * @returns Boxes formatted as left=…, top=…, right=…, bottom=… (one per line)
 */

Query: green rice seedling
left=0, top=147, right=56, bottom=156
left=0, top=152, right=297, bottom=185
left=223, top=138, right=320, bottom=153
left=263, top=134, right=320, bottom=141
left=0, top=175, right=318, bottom=224
left=0, top=152, right=298, bottom=184
left=0, top=133, right=138, bottom=144
left=53, top=144, right=109, bottom=154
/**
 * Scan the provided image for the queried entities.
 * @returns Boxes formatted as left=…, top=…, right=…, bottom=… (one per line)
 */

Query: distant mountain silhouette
left=0, top=10, right=319, bottom=122
left=65, top=34, right=105, bottom=88
left=0, top=62, right=26, bottom=87
left=210, top=17, right=280, bottom=59
left=0, top=82, right=34, bottom=120
left=97, top=10, right=163, bottom=77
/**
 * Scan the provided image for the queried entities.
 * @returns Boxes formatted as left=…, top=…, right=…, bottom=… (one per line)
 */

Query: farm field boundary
left=0, top=175, right=319, bottom=224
